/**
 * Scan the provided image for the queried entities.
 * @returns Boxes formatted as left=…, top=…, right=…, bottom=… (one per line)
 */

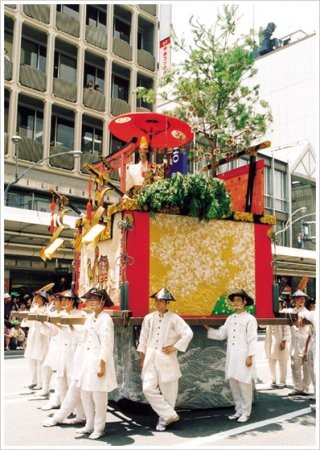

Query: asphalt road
left=2, top=334, right=318, bottom=449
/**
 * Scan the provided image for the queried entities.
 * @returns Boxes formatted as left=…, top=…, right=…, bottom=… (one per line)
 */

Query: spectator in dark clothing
left=4, top=293, right=13, bottom=320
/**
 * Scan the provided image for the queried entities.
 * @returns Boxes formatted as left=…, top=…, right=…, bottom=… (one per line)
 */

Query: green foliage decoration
left=138, top=173, right=232, bottom=220
left=212, top=293, right=256, bottom=316
left=136, top=4, right=273, bottom=176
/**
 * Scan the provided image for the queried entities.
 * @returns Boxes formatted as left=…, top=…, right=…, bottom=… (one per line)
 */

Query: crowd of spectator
left=4, top=292, right=32, bottom=351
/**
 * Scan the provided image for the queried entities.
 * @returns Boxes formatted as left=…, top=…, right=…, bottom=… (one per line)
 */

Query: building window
left=136, top=75, right=154, bottom=109
left=137, top=18, right=154, bottom=53
left=56, top=4, right=79, bottom=20
left=54, top=52, right=76, bottom=83
left=82, top=125, right=102, bottom=153
left=114, top=18, right=130, bottom=43
left=17, top=105, right=44, bottom=143
left=265, top=166, right=288, bottom=212
left=84, top=63, right=104, bottom=91
left=54, top=40, right=77, bottom=83
left=86, top=5, right=107, bottom=32
left=112, top=75, right=129, bottom=101
left=51, top=116, right=74, bottom=149
left=4, top=93, right=9, bottom=134
left=21, top=38, right=46, bottom=73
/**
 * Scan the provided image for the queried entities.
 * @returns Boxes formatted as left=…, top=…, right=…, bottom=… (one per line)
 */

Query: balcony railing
left=110, top=98, right=131, bottom=116
left=85, top=25, right=108, bottom=49
left=4, top=59, right=13, bottom=81
left=139, top=4, right=157, bottom=16
left=18, top=137, right=44, bottom=163
left=49, top=146, right=75, bottom=170
left=4, top=133, right=8, bottom=154
left=80, top=150, right=101, bottom=171
left=23, top=4, right=50, bottom=24
left=137, top=49, right=155, bottom=71
left=113, top=38, right=132, bottom=61
left=83, top=88, right=105, bottom=112
left=136, top=106, right=152, bottom=112
left=56, top=11, right=80, bottom=37
left=53, top=78, right=77, bottom=102
left=20, top=65, right=46, bottom=92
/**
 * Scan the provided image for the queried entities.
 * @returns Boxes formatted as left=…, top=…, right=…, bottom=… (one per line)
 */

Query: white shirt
left=207, top=311, right=258, bottom=383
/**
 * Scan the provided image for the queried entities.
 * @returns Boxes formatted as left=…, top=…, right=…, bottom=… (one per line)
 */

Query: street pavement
left=2, top=334, right=318, bottom=449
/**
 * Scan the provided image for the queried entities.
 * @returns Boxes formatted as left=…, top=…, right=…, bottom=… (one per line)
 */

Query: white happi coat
left=298, top=309, right=316, bottom=354
left=40, top=312, right=63, bottom=371
left=137, top=311, right=193, bottom=383
left=208, top=311, right=258, bottom=384
left=78, top=311, right=117, bottom=392
left=55, top=308, right=88, bottom=378
left=282, top=306, right=311, bottom=357
left=23, top=305, right=49, bottom=361
left=264, top=324, right=291, bottom=361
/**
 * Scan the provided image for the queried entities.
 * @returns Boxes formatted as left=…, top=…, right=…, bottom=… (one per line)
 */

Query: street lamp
left=273, top=211, right=316, bottom=249
left=11, top=135, right=22, bottom=182
left=273, top=206, right=307, bottom=245
left=4, top=142, right=82, bottom=204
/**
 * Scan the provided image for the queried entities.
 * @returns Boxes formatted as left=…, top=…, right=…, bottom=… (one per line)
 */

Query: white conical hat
left=292, top=289, right=308, bottom=298
left=150, top=287, right=175, bottom=301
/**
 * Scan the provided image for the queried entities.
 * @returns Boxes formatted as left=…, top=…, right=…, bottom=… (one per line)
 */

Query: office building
left=3, top=3, right=159, bottom=293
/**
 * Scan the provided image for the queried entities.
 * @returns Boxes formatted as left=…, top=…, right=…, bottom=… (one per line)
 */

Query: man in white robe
left=282, top=289, right=311, bottom=396
left=205, top=289, right=258, bottom=423
left=76, top=288, right=117, bottom=440
left=22, top=290, right=50, bottom=390
left=264, top=299, right=291, bottom=388
left=137, top=287, right=193, bottom=432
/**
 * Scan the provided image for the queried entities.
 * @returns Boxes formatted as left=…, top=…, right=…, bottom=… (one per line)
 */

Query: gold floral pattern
left=149, top=214, right=256, bottom=316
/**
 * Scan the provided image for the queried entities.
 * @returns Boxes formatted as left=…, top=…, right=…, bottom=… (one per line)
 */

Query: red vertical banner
left=126, top=211, right=150, bottom=316
left=254, top=223, right=274, bottom=318
left=159, top=37, right=171, bottom=81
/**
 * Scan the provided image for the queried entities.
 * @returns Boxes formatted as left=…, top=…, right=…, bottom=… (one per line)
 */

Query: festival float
left=14, top=112, right=280, bottom=409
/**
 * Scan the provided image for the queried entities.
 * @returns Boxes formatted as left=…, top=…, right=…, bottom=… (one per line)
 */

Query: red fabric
left=218, top=160, right=264, bottom=214
left=126, top=211, right=150, bottom=316
left=254, top=223, right=274, bottom=318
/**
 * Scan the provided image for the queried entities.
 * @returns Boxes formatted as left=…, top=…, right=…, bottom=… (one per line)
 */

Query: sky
left=170, top=1, right=319, bottom=59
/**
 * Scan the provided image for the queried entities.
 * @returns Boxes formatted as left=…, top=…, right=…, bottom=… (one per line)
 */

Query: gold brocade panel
left=149, top=215, right=256, bottom=316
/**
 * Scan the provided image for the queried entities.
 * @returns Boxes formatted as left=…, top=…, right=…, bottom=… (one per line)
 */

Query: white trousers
left=41, top=364, right=53, bottom=395
left=54, top=374, right=69, bottom=404
left=142, top=364, right=178, bottom=421
left=27, top=358, right=42, bottom=387
left=267, top=358, right=288, bottom=384
left=45, top=371, right=68, bottom=408
left=54, top=379, right=85, bottom=422
left=81, top=390, right=108, bottom=434
left=229, top=377, right=253, bottom=417
left=307, top=345, right=316, bottom=393
left=291, top=356, right=311, bottom=392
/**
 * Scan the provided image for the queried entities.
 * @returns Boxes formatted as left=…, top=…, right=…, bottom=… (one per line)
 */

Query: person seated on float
left=125, top=136, right=151, bottom=197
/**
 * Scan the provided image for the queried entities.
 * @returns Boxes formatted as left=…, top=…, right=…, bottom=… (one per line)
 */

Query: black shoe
left=288, top=389, right=303, bottom=396
left=25, top=384, right=37, bottom=389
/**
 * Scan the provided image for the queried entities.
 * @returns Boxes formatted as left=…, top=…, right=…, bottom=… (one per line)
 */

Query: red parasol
left=108, top=112, right=194, bottom=149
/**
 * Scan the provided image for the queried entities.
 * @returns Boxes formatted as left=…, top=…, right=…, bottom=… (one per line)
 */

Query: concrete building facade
left=3, top=3, right=159, bottom=293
